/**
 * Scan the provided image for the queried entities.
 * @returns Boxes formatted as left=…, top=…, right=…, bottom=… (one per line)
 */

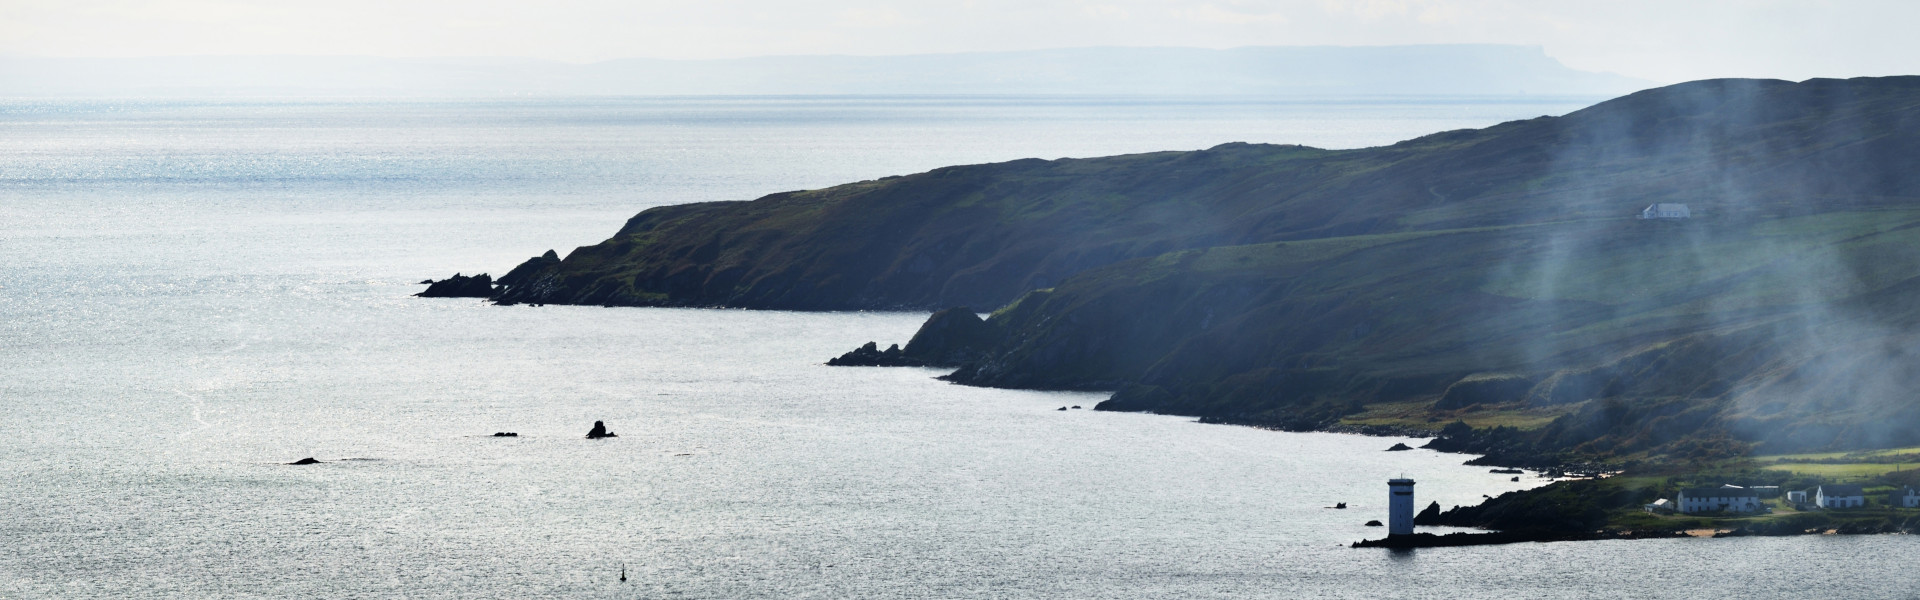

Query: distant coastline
left=0, top=45, right=1649, bottom=98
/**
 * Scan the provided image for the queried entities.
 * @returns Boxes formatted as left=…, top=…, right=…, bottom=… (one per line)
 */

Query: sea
left=3, top=96, right=1915, bottom=598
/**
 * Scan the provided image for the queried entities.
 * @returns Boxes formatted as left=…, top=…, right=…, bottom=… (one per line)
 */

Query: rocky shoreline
left=1352, top=529, right=1691, bottom=548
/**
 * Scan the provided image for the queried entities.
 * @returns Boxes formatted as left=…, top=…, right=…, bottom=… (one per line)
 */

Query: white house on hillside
left=1640, top=203, right=1691, bottom=219
left=1815, top=484, right=1866, bottom=508
left=1676, top=486, right=1761, bottom=514
left=1894, top=486, right=1920, bottom=508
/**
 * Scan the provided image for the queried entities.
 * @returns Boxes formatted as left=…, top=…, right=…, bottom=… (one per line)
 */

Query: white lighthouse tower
left=1388, top=477, right=1416, bottom=536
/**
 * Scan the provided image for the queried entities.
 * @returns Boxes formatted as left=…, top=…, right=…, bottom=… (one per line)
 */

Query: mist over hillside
left=0, top=45, right=1647, bottom=98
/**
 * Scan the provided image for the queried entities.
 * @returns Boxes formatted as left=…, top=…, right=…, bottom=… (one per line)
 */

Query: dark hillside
left=494, top=77, right=1920, bottom=310
left=909, top=209, right=1920, bottom=457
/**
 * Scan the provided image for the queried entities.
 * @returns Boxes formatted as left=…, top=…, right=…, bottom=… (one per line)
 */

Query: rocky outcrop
left=586, top=421, right=617, bottom=439
left=493, top=250, right=561, bottom=304
left=416, top=273, right=495, bottom=298
left=1351, top=529, right=1688, bottom=548
left=1386, top=443, right=1413, bottom=451
left=1412, top=501, right=1443, bottom=525
left=827, top=342, right=928, bottom=367
left=825, top=307, right=1004, bottom=368
left=289, top=457, right=321, bottom=465
left=901, top=308, right=1001, bottom=365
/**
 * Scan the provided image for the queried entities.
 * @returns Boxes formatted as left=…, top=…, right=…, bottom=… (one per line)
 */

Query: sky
left=2, top=0, right=1915, bottom=83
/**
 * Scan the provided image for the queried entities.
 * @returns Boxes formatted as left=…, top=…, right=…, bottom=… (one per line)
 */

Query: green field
left=1339, top=398, right=1577, bottom=431
left=1759, top=463, right=1918, bottom=479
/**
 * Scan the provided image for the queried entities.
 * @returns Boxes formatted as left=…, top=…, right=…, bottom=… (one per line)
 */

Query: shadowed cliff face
left=493, top=76, right=1920, bottom=313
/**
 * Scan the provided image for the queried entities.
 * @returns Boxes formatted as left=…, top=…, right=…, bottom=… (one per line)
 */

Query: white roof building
left=1640, top=203, right=1691, bottom=219
left=1815, top=484, right=1866, bottom=509
left=1676, top=486, right=1761, bottom=514
left=1894, top=486, right=1920, bottom=508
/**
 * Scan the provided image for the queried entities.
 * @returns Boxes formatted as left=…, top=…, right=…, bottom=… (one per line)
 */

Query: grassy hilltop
left=496, top=76, right=1920, bottom=467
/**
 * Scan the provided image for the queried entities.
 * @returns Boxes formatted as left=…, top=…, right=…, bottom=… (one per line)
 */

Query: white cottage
left=1787, top=490, right=1809, bottom=504
left=1640, top=203, right=1691, bottom=219
left=1893, top=486, right=1920, bottom=508
left=1676, top=486, right=1762, bottom=514
left=1815, top=484, right=1866, bottom=508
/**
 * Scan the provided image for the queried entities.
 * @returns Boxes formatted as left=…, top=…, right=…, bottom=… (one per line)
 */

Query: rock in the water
left=492, top=432, right=519, bottom=437
left=1512, top=476, right=1520, bottom=482
left=1385, top=443, right=1413, bottom=451
left=289, top=457, right=321, bottom=465
left=586, top=420, right=617, bottom=439
left=1071, top=405, right=1082, bottom=409
left=1333, top=502, right=1347, bottom=509
left=1413, top=501, right=1443, bottom=525
left=416, top=273, right=496, bottom=298
left=1365, top=520, right=1383, bottom=527
left=827, top=341, right=928, bottom=367
left=1056, top=406, right=1068, bottom=411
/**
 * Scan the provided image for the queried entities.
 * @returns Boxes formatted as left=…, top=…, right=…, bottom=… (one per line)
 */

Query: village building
left=1815, top=484, right=1867, bottom=508
left=1676, top=486, right=1761, bottom=514
left=1893, top=486, right=1920, bottom=508
left=1640, top=203, right=1691, bottom=219
left=1787, top=490, right=1809, bottom=504
left=1644, top=498, right=1674, bottom=514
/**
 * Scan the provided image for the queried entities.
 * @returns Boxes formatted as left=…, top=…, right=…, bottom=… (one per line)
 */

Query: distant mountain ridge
left=0, top=45, right=1647, bottom=97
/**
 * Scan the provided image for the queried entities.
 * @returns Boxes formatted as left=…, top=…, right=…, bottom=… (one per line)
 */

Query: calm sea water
left=3, top=97, right=1915, bottom=598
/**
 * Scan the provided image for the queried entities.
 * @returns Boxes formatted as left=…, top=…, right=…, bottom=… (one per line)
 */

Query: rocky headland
left=463, top=76, right=1920, bottom=540
left=416, top=273, right=496, bottom=298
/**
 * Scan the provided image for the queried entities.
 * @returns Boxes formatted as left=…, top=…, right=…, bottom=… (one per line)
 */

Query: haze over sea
left=3, top=96, right=1913, bottom=598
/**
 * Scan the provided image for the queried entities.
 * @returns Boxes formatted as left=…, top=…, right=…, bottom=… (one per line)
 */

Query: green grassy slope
left=494, top=77, right=1920, bottom=311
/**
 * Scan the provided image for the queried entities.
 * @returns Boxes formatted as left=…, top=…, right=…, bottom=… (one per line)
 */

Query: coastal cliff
left=498, top=76, right=1920, bottom=463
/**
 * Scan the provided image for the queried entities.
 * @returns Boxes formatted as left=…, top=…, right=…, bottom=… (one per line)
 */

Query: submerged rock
left=289, top=457, right=321, bottom=465
left=415, top=273, right=496, bottom=298
left=492, top=432, right=519, bottom=437
left=1365, top=520, right=1383, bottom=527
left=1386, top=443, right=1413, bottom=451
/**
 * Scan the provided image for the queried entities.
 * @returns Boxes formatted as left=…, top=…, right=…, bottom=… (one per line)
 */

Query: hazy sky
left=3, top=0, right=1914, bottom=83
